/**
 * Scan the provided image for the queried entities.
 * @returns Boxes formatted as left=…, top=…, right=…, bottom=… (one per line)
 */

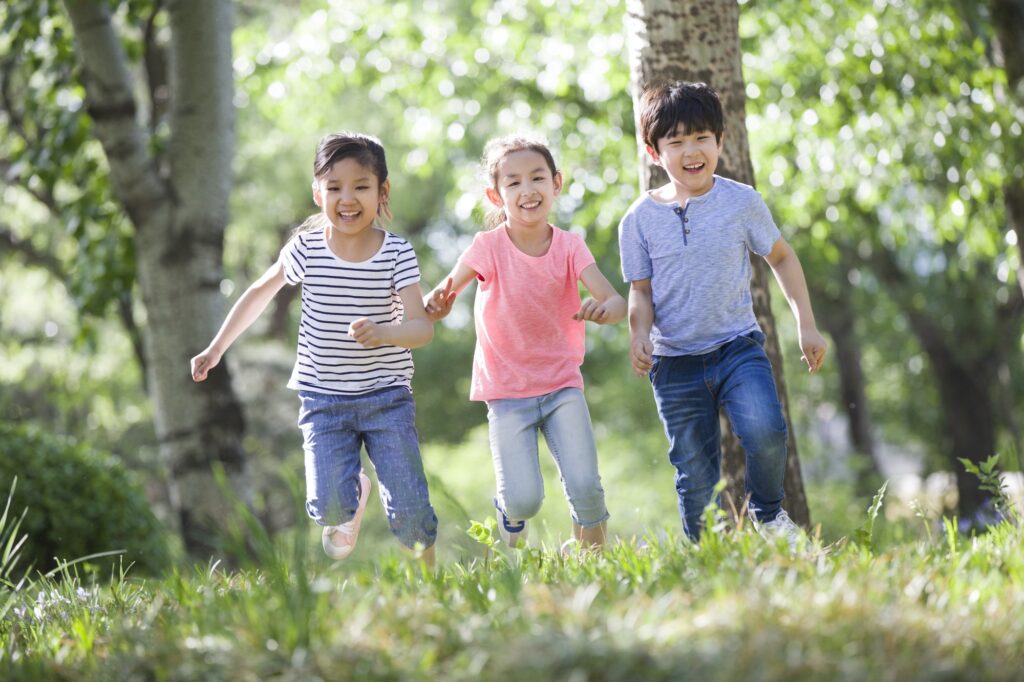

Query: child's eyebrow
left=504, top=167, right=549, bottom=178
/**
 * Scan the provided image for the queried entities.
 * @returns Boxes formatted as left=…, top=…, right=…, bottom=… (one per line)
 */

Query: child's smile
left=314, top=157, right=387, bottom=236
left=649, top=126, right=723, bottom=201
left=488, top=149, right=563, bottom=229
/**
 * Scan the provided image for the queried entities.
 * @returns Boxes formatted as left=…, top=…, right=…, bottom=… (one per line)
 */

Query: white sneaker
left=322, top=471, right=371, bottom=560
left=495, top=499, right=528, bottom=548
left=756, top=509, right=802, bottom=550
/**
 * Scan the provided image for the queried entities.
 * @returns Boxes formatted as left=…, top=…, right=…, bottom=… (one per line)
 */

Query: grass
left=2, top=484, right=1024, bottom=681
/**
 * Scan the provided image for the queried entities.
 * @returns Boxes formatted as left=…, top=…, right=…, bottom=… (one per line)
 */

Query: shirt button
left=684, top=217, right=689, bottom=222
left=674, top=207, right=682, bottom=214
left=685, top=229, right=691, bottom=234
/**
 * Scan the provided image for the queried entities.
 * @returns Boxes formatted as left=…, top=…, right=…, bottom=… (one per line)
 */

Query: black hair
left=638, top=81, right=724, bottom=151
left=295, top=132, right=392, bottom=234
left=481, top=134, right=558, bottom=229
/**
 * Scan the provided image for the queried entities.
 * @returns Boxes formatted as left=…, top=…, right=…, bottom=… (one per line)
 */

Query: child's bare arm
left=191, top=261, right=288, bottom=382
left=423, top=261, right=478, bottom=321
left=576, top=264, right=627, bottom=325
left=350, top=282, right=434, bottom=349
left=628, top=279, right=655, bottom=376
left=764, top=237, right=827, bottom=373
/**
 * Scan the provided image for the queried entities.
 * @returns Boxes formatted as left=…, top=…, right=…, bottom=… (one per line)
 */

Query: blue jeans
left=298, top=386, right=438, bottom=548
left=486, top=387, right=609, bottom=527
left=650, top=330, right=787, bottom=540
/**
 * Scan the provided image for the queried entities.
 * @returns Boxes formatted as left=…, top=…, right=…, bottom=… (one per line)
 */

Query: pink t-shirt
left=461, top=225, right=596, bottom=401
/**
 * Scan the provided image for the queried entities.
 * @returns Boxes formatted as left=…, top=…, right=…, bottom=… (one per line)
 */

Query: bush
left=0, top=423, right=171, bottom=576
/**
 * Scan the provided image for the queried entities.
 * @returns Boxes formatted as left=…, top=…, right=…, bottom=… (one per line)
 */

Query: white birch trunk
left=63, top=0, right=249, bottom=557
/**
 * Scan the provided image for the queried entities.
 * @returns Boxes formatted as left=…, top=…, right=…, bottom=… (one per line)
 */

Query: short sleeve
left=618, top=210, right=652, bottom=282
left=460, top=231, right=493, bottom=282
left=278, top=233, right=307, bottom=285
left=745, top=194, right=782, bottom=257
left=393, top=238, right=421, bottom=291
left=568, top=232, right=596, bottom=280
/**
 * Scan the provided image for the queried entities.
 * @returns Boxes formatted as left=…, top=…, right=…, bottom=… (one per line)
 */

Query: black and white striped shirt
left=278, top=228, right=420, bottom=395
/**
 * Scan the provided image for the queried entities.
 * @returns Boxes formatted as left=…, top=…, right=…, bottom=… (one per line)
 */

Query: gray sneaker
left=756, top=509, right=802, bottom=550
left=494, top=499, right=528, bottom=548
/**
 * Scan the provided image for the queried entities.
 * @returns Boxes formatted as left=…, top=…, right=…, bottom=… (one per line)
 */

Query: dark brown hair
left=639, top=81, right=724, bottom=151
left=295, top=132, right=392, bottom=233
left=481, top=134, right=558, bottom=229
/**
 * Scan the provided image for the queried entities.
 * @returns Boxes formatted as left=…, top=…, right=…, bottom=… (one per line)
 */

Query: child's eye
left=507, top=181, right=520, bottom=187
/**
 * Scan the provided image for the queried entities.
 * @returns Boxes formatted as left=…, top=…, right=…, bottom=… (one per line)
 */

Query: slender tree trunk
left=63, top=0, right=248, bottom=558
left=817, top=285, right=880, bottom=494
left=624, top=0, right=810, bottom=527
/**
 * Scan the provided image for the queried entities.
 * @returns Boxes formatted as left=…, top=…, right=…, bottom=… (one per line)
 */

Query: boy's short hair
left=639, top=81, right=724, bottom=151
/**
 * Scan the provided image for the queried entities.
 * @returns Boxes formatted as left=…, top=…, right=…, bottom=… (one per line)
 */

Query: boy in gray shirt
left=618, top=81, right=827, bottom=542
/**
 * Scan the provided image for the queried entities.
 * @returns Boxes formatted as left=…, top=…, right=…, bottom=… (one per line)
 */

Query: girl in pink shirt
left=425, top=135, right=626, bottom=551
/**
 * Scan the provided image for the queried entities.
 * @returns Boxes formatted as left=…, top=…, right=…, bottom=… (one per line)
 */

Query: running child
left=425, top=135, right=626, bottom=551
left=619, top=81, right=827, bottom=543
left=191, top=132, right=438, bottom=564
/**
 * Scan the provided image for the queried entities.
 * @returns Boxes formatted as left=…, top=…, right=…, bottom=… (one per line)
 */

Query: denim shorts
left=297, top=386, right=437, bottom=548
left=486, top=387, right=609, bottom=528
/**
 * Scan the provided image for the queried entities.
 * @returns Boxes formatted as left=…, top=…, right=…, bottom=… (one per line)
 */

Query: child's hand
left=630, top=335, right=654, bottom=377
left=573, top=298, right=610, bottom=323
left=424, top=277, right=457, bottom=321
left=349, top=318, right=388, bottom=347
left=799, top=326, right=827, bottom=373
left=190, top=348, right=222, bottom=382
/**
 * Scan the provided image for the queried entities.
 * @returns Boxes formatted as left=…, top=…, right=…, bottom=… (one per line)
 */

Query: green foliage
left=0, top=1, right=137, bottom=337
left=0, top=423, right=170, bottom=576
left=742, top=0, right=1024, bottom=463
left=960, top=454, right=1019, bottom=520
left=853, top=480, right=888, bottom=550
left=3, top=511, right=1024, bottom=680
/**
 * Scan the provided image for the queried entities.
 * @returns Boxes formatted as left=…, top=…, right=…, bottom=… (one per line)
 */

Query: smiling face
left=648, top=125, right=723, bottom=200
left=312, top=157, right=389, bottom=236
left=486, top=149, right=562, bottom=229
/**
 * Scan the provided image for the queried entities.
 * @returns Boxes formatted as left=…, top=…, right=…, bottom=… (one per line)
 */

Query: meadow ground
left=3, top=432, right=1024, bottom=680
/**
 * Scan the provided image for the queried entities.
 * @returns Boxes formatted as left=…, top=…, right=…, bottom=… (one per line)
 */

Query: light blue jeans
left=297, top=386, right=438, bottom=548
left=486, top=387, right=609, bottom=528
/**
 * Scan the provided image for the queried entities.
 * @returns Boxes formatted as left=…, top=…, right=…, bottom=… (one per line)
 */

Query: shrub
left=0, top=423, right=171, bottom=576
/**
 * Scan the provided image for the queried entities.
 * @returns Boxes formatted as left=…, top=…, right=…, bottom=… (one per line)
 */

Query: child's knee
left=501, top=490, right=544, bottom=520
left=388, top=506, right=438, bottom=549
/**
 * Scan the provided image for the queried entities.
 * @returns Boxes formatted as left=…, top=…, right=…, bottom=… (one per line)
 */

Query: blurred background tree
left=1, top=0, right=1021, bottom=561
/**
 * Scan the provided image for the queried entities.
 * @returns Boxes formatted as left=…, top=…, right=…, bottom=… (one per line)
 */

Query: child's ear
left=645, top=144, right=661, bottom=164
left=552, top=171, right=563, bottom=196
left=379, top=178, right=391, bottom=203
left=484, top=186, right=504, bottom=208
left=312, top=180, right=323, bottom=208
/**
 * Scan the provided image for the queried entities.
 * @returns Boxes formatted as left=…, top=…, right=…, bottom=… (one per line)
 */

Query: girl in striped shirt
left=191, top=133, right=438, bottom=565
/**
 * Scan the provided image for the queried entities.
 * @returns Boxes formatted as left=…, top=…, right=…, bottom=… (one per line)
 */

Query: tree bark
left=817, top=276, right=880, bottom=494
left=990, top=0, right=1024, bottom=299
left=63, top=0, right=248, bottom=558
left=624, top=0, right=810, bottom=527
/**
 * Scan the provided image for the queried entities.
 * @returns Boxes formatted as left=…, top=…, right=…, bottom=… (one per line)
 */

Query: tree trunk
left=817, top=283, right=880, bottom=494
left=624, top=0, right=810, bottom=527
left=990, top=0, right=1024, bottom=300
left=63, top=0, right=248, bottom=558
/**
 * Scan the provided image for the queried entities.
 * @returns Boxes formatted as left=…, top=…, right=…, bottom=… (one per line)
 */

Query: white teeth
left=684, top=163, right=703, bottom=170
left=520, top=201, right=541, bottom=209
